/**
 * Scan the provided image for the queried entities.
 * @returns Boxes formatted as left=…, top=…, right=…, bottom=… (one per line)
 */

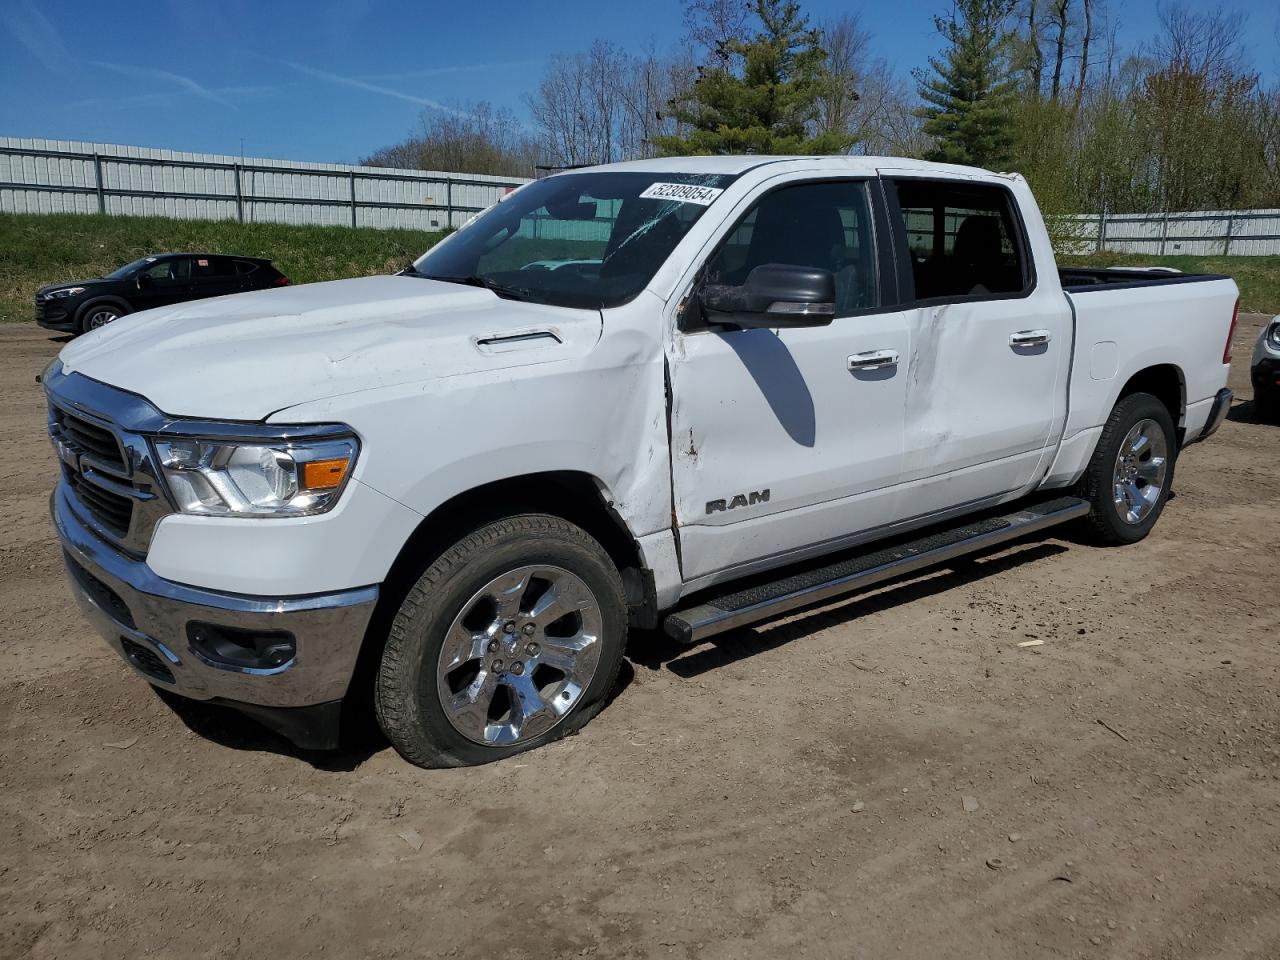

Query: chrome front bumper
left=52, top=483, right=379, bottom=712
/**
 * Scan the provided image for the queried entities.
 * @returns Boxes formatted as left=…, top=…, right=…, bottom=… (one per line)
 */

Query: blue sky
left=1, top=0, right=1275, bottom=165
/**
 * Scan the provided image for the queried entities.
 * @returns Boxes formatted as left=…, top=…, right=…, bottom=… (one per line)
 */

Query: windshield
left=410, top=171, right=738, bottom=309
left=105, top=257, right=156, bottom=280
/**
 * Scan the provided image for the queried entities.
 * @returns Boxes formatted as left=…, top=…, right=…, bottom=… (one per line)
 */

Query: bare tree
left=1074, top=0, right=1094, bottom=107
left=1049, top=0, right=1071, bottom=100
left=362, top=102, right=539, bottom=177
left=815, top=14, right=872, bottom=140
left=682, top=0, right=752, bottom=62
left=1026, top=0, right=1044, bottom=92
left=527, top=43, right=685, bottom=166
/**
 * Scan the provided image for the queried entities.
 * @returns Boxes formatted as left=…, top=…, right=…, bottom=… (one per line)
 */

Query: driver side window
left=141, top=258, right=190, bottom=283
left=704, top=180, right=878, bottom=318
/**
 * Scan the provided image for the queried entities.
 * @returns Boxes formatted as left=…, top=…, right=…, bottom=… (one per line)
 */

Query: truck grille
left=54, top=409, right=127, bottom=471
left=66, top=467, right=134, bottom=537
left=46, top=369, right=176, bottom=558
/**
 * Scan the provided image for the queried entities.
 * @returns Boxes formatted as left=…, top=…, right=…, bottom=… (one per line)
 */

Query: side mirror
left=700, top=263, right=836, bottom=329
left=136, top=274, right=153, bottom=289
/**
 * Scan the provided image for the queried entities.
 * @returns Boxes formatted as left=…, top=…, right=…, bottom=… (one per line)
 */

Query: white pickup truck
left=45, top=156, right=1238, bottom=767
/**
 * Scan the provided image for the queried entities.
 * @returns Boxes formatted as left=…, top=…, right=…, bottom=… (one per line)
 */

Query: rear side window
left=234, top=260, right=261, bottom=275
left=891, top=180, right=1031, bottom=301
left=192, top=257, right=236, bottom=279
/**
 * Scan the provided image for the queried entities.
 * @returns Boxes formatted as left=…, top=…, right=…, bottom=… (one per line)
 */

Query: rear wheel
left=1079, top=392, right=1176, bottom=546
left=79, top=303, right=122, bottom=333
left=375, top=514, right=627, bottom=768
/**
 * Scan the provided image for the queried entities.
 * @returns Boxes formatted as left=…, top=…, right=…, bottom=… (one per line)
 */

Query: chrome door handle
left=848, top=349, right=900, bottom=370
left=1010, top=329, right=1051, bottom=346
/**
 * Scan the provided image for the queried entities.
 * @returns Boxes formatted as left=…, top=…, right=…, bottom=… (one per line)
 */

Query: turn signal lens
left=301, top=457, right=350, bottom=490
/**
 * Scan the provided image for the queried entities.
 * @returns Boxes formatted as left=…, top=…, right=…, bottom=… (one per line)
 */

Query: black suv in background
left=35, top=253, right=290, bottom=335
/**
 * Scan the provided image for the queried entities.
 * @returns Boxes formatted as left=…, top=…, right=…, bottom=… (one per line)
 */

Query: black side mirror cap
left=700, top=263, right=836, bottom=329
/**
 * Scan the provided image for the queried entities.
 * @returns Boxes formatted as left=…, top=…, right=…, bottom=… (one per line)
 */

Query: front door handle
left=848, top=349, right=900, bottom=370
left=1010, top=329, right=1051, bottom=347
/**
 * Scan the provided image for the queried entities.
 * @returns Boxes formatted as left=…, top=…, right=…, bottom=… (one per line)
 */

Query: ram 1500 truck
left=44, top=156, right=1238, bottom=767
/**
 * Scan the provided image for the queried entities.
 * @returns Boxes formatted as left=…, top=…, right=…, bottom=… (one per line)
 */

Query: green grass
left=0, top=212, right=446, bottom=323
left=3, top=212, right=1277, bottom=323
left=1061, top=252, right=1280, bottom=315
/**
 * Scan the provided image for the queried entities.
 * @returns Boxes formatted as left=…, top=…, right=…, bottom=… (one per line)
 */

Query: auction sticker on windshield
left=639, top=182, right=725, bottom=205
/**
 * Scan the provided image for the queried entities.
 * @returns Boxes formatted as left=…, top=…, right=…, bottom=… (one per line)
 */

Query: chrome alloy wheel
left=435, top=565, right=604, bottom=747
left=85, top=307, right=119, bottom=329
left=1112, top=418, right=1169, bottom=525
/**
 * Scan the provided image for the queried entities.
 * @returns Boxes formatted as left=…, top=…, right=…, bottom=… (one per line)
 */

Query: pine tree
left=914, top=0, right=1019, bottom=168
left=655, top=0, right=855, bottom=156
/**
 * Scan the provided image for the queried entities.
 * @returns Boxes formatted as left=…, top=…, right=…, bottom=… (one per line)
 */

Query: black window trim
left=678, top=175, right=905, bottom=334
left=882, top=175, right=1039, bottom=308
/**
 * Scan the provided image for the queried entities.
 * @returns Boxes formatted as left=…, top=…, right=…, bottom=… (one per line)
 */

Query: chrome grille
left=65, top=467, right=134, bottom=536
left=55, top=409, right=126, bottom=471
left=45, top=383, right=173, bottom=556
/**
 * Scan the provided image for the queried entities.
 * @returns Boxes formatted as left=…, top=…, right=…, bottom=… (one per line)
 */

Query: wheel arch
left=345, top=471, right=652, bottom=713
left=1115, top=363, right=1185, bottom=443
left=74, top=295, right=131, bottom=327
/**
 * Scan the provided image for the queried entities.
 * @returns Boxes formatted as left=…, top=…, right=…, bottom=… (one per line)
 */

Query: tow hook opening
left=187, top=622, right=297, bottom=672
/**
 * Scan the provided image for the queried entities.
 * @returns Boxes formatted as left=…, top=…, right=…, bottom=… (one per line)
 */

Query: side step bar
left=664, top=496, right=1090, bottom=644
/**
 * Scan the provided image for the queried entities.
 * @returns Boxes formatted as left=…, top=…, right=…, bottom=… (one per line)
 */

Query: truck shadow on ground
left=150, top=660, right=639, bottom=773
left=628, top=540, right=1068, bottom=679
left=149, top=538, right=1063, bottom=769
left=1226, top=399, right=1277, bottom=426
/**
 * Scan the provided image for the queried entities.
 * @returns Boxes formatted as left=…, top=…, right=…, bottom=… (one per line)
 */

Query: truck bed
left=1059, top=266, right=1230, bottom=293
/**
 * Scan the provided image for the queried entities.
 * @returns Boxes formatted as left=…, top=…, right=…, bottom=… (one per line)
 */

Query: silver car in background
left=1253, top=316, right=1280, bottom=421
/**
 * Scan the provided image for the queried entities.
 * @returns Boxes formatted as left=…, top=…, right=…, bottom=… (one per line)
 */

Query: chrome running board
left=664, top=496, right=1089, bottom=644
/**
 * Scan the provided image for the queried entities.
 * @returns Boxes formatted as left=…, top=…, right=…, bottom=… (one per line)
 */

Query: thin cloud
left=72, top=83, right=295, bottom=111
left=90, top=61, right=237, bottom=110
left=1, top=0, right=75, bottom=74
left=360, top=59, right=544, bottom=82
left=280, top=60, right=467, bottom=115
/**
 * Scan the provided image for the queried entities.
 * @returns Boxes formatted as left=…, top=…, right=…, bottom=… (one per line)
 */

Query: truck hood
left=57, top=275, right=602, bottom=421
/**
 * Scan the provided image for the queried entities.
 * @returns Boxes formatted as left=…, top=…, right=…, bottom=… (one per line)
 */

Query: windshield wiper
left=417, top=274, right=534, bottom=302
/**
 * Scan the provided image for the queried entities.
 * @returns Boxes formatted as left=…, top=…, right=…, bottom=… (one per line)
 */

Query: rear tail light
left=1223, top=297, right=1239, bottom=364
left=272, top=276, right=290, bottom=287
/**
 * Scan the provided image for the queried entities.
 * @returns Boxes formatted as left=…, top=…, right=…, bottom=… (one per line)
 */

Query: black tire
left=375, top=514, right=627, bottom=768
left=1079, top=392, right=1177, bottom=546
left=77, top=301, right=124, bottom=334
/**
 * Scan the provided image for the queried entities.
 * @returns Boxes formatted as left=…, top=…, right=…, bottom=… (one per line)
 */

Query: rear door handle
left=1010, top=329, right=1051, bottom=346
left=848, top=349, right=900, bottom=370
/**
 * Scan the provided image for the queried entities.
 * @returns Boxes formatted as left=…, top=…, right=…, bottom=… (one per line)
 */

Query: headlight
left=46, top=287, right=85, bottom=299
left=1268, top=322, right=1280, bottom=349
left=154, top=436, right=357, bottom=517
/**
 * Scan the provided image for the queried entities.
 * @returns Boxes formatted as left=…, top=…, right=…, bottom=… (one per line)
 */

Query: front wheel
left=375, top=514, right=627, bottom=768
left=1079, top=392, right=1177, bottom=546
left=79, top=303, right=122, bottom=333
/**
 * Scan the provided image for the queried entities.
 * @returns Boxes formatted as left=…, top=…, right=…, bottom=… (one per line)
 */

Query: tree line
left=362, top=0, right=1280, bottom=216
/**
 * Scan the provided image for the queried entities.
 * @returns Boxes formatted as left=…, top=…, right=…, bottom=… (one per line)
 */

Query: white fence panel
left=0, top=137, right=529, bottom=231
left=1064, top=208, right=1280, bottom=256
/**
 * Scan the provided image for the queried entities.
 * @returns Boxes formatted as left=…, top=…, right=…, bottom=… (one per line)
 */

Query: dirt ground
left=2, top=316, right=1278, bottom=960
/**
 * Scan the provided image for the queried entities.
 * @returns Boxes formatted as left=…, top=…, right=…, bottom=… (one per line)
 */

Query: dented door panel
left=668, top=312, right=910, bottom=582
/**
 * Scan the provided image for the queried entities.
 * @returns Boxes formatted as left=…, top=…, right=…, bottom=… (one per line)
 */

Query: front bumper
left=35, top=300, right=76, bottom=331
left=52, top=483, right=379, bottom=748
left=1253, top=357, right=1280, bottom=397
